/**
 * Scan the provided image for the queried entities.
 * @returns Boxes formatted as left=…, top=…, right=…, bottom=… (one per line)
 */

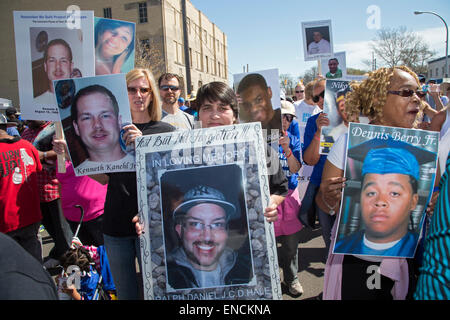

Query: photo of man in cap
left=334, top=137, right=437, bottom=257
left=166, top=183, right=253, bottom=290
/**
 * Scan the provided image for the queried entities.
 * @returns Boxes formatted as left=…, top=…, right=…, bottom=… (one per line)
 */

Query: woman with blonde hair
left=54, top=68, right=175, bottom=300
left=101, top=68, right=175, bottom=300
left=316, top=66, right=439, bottom=300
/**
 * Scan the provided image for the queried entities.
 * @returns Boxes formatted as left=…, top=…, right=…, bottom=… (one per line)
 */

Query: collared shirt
left=21, top=122, right=60, bottom=202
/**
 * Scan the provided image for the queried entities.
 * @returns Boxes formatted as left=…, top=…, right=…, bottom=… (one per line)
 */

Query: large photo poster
left=13, top=11, right=95, bottom=121
left=54, top=74, right=134, bottom=176
left=233, top=69, right=282, bottom=149
left=320, top=79, right=351, bottom=154
left=136, top=123, right=282, bottom=300
left=94, top=17, right=136, bottom=75
left=333, top=123, right=439, bottom=258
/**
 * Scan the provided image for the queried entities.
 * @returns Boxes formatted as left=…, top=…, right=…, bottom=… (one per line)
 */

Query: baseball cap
left=173, top=185, right=238, bottom=221
left=348, top=137, right=436, bottom=180
left=5, top=107, right=20, bottom=116
left=280, top=100, right=296, bottom=117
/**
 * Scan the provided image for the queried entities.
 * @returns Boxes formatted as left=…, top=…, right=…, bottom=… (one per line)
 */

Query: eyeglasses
left=295, top=90, right=304, bottom=93
left=388, top=90, right=422, bottom=98
left=312, top=90, right=325, bottom=103
left=282, top=114, right=294, bottom=122
left=183, top=220, right=227, bottom=233
left=160, top=85, right=180, bottom=92
left=127, top=87, right=151, bottom=94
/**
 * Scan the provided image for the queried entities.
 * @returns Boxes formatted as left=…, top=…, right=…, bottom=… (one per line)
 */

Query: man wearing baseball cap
left=166, top=185, right=253, bottom=290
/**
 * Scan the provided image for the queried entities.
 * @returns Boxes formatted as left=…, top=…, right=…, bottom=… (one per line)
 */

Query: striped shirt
left=414, top=151, right=450, bottom=300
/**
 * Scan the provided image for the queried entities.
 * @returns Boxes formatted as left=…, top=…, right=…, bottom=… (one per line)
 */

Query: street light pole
left=414, top=11, right=448, bottom=78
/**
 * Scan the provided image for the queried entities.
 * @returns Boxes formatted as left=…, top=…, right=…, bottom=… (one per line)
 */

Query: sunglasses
left=295, top=90, right=304, bottom=93
left=388, top=90, right=423, bottom=98
left=160, top=85, right=180, bottom=91
left=312, top=90, right=325, bottom=103
left=283, top=114, right=294, bottom=122
left=127, top=87, right=151, bottom=94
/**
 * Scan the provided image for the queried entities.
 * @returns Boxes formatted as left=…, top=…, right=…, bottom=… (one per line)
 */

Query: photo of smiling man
left=334, top=132, right=438, bottom=258
left=161, top=165, right=254, bottom=291
left=54, top=74, right=134, bottom=176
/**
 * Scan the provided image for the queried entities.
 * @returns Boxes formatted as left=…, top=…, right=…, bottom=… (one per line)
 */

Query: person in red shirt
left=22, top=120, right=72, bottom=266
left=0, top=114, right=43, bottom=262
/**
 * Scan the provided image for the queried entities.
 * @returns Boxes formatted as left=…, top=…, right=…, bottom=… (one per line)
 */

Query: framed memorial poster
left=136, top=123, right=282, bottom=300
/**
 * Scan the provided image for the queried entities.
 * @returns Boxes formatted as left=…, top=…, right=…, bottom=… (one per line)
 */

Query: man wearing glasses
left=158, top=73, right=194, bottom=130
left=294, top=83, right=305, bottom=102
left=166, top=185, right=253, bottom=290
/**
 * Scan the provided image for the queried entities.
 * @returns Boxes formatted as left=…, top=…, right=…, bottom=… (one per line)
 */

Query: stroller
left=57, top=205, right=116, bottom=300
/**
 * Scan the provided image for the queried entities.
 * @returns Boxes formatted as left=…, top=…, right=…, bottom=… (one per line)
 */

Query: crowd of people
left=0, top=64, right=449, bottom=301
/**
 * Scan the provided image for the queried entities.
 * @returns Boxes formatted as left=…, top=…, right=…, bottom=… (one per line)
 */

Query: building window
left=205, top=56, right=209, bottom=73
left=103, top=8, right=112, bottom=19
left=139, top=2, right=148, bottom=23
left=436, top=68, right=439, bottom=77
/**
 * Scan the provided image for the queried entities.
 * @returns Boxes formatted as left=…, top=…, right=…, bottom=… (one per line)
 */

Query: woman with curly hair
left=315, top=66, right=439, bottom=300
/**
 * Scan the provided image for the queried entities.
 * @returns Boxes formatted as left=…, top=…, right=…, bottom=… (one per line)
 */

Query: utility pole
left=181, top=0, right=192, bottom=95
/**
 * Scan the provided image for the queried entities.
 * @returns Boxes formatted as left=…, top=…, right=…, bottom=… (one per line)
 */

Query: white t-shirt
left=308, top=39, right=331, bottom=55
left=327, top=132, right=347, bottom=170
left=34, top=91, right=55, bottom=105
left=294, top=100, right=317, bottom=126
left=161, top=109, right=194, bottom=130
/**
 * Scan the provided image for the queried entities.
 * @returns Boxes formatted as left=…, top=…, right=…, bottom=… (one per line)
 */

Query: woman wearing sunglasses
left=317, top=66, right=440, bottom=300
left=134, top=82, right=287, bottom=232
left=99, top=68, right=176, bottom=300
left=55, top=68, right=175, bottom=299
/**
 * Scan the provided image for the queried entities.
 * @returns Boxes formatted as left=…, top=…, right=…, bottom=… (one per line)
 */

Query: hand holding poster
left=320, top=79, right=351, bottom=154
left=333, top=123, right=439, bottom=258
left=54, top=74, right=134, bottom=176
left=13, top=11, right=95, bottom=120
left=136, top=123, right=282, bottom=300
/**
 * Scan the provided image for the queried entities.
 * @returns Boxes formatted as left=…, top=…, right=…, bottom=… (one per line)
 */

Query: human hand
left=264, top=201, right=278, bottom=223
left=52, top=137, right=68, bottom=155
left=121, top=124, right=142, bottom=146
left=279, top=131, right=290, bottom=152
left=315, top=112, right=330, bottom=131
left=320, top=176, right=346, bottom=208
left=132, top=215, right=144, bottom=236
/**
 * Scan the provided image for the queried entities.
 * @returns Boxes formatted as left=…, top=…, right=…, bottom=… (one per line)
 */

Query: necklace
left=321, top=191, right=338, bottom=216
